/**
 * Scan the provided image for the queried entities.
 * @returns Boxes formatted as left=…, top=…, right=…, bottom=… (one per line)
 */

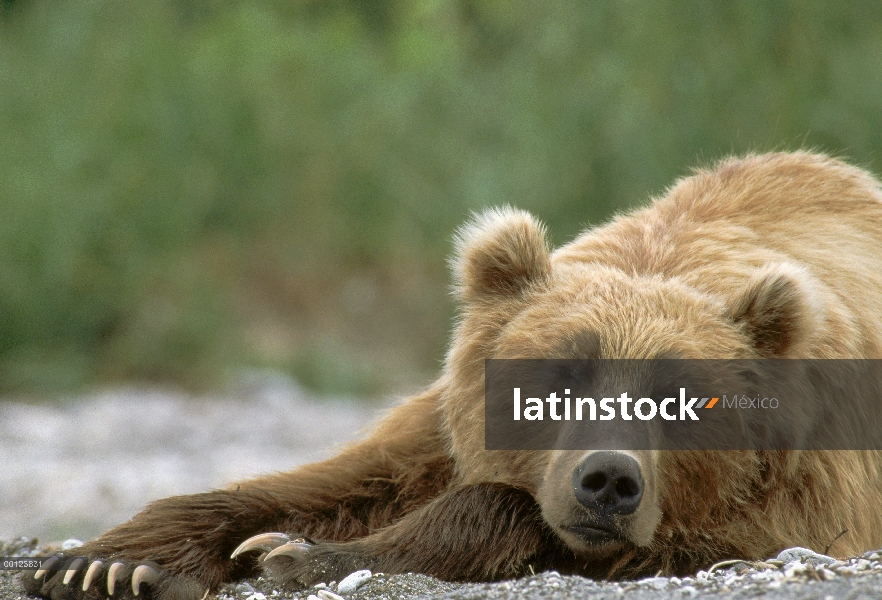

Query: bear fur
left=23, top=152, right=882, bottom=600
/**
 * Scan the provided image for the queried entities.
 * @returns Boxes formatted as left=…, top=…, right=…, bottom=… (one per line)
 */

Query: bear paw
left=231, top=533, right=374, bottom=589
left=22, top=555, right=205, bottom=600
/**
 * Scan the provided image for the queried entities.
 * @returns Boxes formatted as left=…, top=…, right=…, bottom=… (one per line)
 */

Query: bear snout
left=573, top=451, right=644, bottom=516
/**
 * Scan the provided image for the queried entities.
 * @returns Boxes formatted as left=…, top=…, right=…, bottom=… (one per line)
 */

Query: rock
left=641, top=577, right=668, bottom=589
left=235, top=583, right=255, bottom=596
left=784, top=561, right=807, bottom=578
left=337, top=570, right=372, bottom=594
left=776, top=546, right=837, bottom=565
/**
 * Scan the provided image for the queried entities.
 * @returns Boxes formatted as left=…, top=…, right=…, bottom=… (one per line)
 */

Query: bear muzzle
left=562, top=451, right=645, bottom=546
left=540, top=449, right=661, bottom=553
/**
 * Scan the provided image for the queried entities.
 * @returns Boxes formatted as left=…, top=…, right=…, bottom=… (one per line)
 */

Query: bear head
left=441, top=206, right=826, bottom=574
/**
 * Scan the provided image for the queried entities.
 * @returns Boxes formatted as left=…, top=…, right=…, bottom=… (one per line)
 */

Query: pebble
left=783, top=560, right=807, bottom=578
left=638, top=577, right=668, bottom=589
left=856, top=559, right=872, bottom=570
left=336, top=570, right=372, bottom=594
left=245, top=593, right=266, bottom=600
left=777, top=546, right=837, bottom=565
left=316, top=591, right=344, bottom=600
left=235, top=583, right=255, bottom=596
left=680, top=585, right=698, bottom=597
left=61, top=538, right=84, bottom=550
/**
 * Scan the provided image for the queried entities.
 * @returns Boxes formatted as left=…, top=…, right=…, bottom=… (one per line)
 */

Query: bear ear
left=728, top=263, right=821, bottom=357
left=452, top=207, right=551, bottom=303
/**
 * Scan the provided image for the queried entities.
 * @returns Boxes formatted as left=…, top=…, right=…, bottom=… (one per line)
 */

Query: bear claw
left=81, top=560, right=104, bottom=592
left=132, top=565, right=160, bottom=596
left=62, top=558, right=85, bottom=585
left=33, top=556, right=60, bottom=580
left=263, top=540, right=313, bottom=561
left=107, top=561, right=126, bottom=595
left=230, top=533, right=291, bottom=559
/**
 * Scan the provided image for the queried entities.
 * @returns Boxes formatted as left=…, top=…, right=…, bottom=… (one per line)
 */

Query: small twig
left=825, top=528, right=848, bottom=555
left=708, top=558, right=747, bottom=574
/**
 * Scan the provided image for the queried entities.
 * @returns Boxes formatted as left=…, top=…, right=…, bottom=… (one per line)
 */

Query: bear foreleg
left=250, top=483, right=573, bottom=588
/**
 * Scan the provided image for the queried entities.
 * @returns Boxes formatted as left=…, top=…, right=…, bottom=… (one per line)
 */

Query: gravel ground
left=5, top=537, right=882, bottom=600
left=4, top=378, right=882, bottom=599
left=0, top=373, right=377, bottom=541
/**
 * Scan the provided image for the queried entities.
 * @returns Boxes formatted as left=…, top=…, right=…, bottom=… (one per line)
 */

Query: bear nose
left=573, top=451, right=644, bottom=515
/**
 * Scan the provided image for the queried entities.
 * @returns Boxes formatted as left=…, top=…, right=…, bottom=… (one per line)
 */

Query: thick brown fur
left=23, top=152, right=882, bottom=600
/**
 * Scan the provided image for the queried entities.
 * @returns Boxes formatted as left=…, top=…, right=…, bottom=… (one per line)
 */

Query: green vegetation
left=2, top=1, right=882, bottom=396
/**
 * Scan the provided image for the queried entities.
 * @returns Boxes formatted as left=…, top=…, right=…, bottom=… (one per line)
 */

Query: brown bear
left=24, top=152, right=882, bottom=600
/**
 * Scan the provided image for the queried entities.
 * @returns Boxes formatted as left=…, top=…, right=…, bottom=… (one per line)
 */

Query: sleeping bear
left=24, top=152, right=882, bottom=600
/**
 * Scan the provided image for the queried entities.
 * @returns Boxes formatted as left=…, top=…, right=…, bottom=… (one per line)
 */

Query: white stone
left=336, top=570, right=372, bottom=594
left=777, top=546, right=836, bottom=565
left=234, top=583, right=254, bottom=596
left=641, top=577, right=667, bottom=589
left=784, top=563, right=807, bottom=578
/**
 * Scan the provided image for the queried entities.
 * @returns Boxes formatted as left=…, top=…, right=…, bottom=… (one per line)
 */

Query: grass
left=1, top=0, right=882, bottom=396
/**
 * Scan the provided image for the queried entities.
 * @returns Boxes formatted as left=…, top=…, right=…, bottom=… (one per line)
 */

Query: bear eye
left=553, top=364, right=576, bottom=382
left=551, top=360, right=596, bottom=389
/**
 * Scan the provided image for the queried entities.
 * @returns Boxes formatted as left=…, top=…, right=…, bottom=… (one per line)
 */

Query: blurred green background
left=2, top=0, right=881, bottom=397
